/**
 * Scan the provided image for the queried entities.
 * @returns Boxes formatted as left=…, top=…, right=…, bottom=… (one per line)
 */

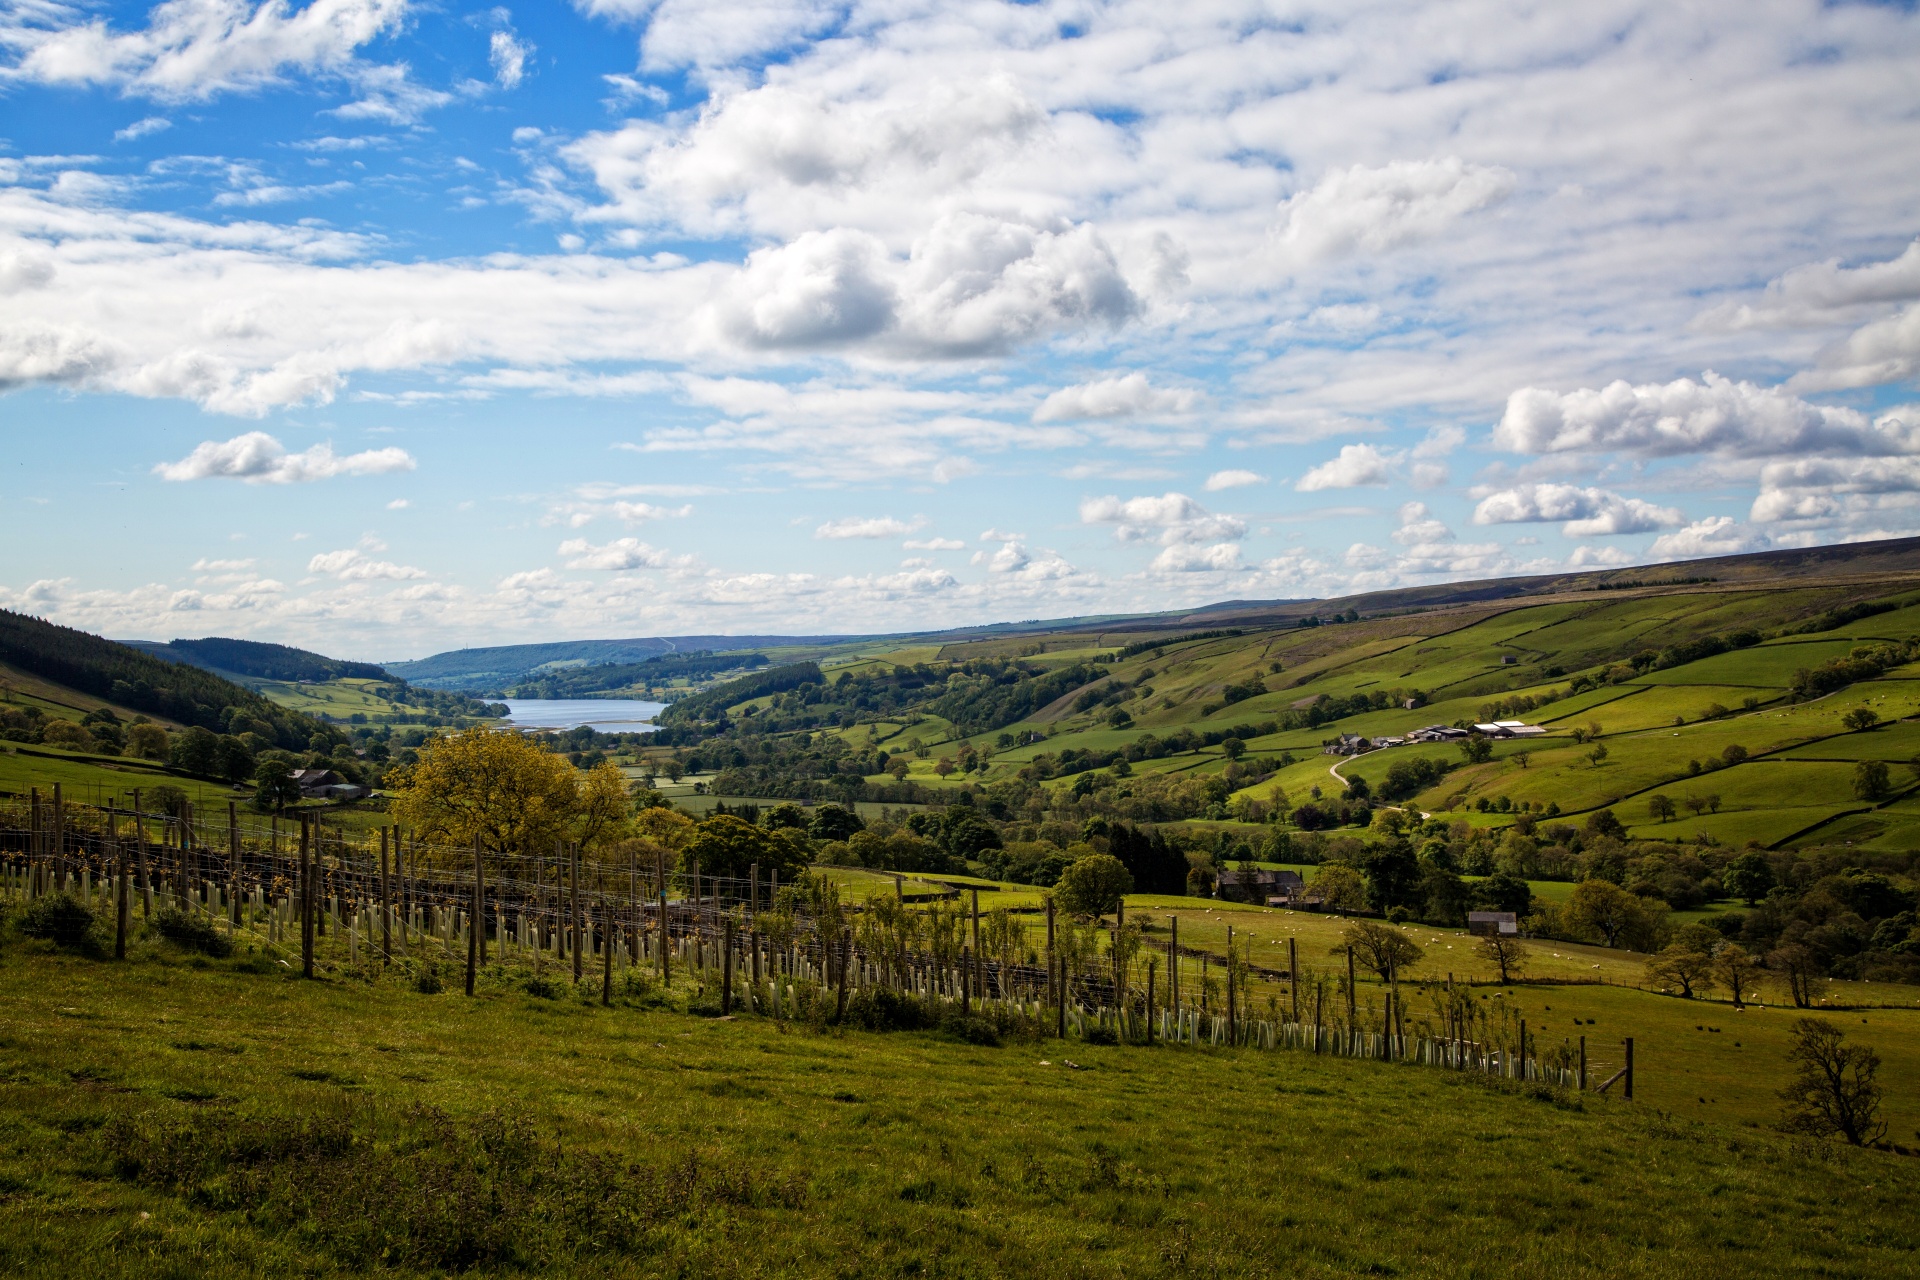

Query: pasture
left=1, top=940, right=1916, bottom=1280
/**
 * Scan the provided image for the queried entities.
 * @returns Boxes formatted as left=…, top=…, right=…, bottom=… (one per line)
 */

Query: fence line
left=0, top=788, right=1631, bottom=1097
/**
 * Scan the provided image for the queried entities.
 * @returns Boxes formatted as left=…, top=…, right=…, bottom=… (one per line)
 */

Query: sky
left=3, top=1, right=1920, bottom=661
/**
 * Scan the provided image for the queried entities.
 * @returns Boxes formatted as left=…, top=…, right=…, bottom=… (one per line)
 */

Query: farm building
left=1468, top=911, right=1519, bottom=937
left=1215, top=867, right=1305, bottom=904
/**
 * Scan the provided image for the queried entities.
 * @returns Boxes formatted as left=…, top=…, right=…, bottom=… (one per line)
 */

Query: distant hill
left=126, top=636, right=391, bottom=683
left=0, top=611, right=336, bottom=750
left=388, top=635, right=857, bottom=691
left=493, top=651, right=771, bottom=699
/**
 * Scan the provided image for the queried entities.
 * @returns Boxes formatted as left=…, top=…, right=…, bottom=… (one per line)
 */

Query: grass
left=3, top=938, right=1918, bottom=1279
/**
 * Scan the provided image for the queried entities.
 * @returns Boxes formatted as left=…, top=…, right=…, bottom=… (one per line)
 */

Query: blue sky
left=4, top=0, right=1920, bottom=660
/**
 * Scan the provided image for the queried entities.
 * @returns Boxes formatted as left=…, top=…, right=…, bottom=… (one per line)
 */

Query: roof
left=1468, top=911, right=1517, bottom=923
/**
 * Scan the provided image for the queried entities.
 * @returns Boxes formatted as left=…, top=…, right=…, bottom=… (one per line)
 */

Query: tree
left=1722, top=851, right=1775, bottom=905
left=1645, top=939, right=1716, bottom=998
left=683, top=814, right=809, bottom=881
left=1514, top=751, right=1530, bottom=770
left=1054, top=853, right=1133, bottom=917
left=251, top=758, right=302, bottom=813
left=1356, top=843, right=1421, bottom=912
left=1474, top=871, right=1533, bottom=916
left=1220, top=736, right=1246, bottom=760
left=1778, top=1018, right=1886, bottom=1146
left=1721, top=743, right=1749, bottom=765
left=1335, top=920, right=1423, bottom=982
left=809, top=804, right=865, bottom=842
left=126, top=722, right=168, bottom=760
left=1567, top=878, right=1643, bottom=948
left=573, top=761, right=633, bottom=852
left=1841, top=707, right=1880, bottom=733
left=389, top=727, right=581, bottom=864
left=1768, top=944, right=1826, bottom=1009
left=1588, top=743, right=1609, bottom=767
left=1478, top=932, right=1529, bottom=984
left=1647, top=793, right=1676, bottom=823
left=1713, top=942, right=1760, bottom=1007
left=1584, top=808, right=1625, bottom=840
left=1851, top=759, right=1891, bottom=802
left=1312, top=863, right=1370, bottom=913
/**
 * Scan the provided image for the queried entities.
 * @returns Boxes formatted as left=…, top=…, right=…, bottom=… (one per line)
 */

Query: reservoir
left=500, top=698, right=666, bottom=733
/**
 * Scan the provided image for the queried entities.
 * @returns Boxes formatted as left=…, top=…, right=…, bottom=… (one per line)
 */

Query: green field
left=2, top=939, right=1917, bottom=1279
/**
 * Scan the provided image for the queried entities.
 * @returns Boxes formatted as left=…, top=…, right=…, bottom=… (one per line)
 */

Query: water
left=500, top=698, right=666, bottom=733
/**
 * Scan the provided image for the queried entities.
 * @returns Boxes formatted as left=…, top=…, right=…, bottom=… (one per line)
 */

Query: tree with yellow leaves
left=388, top=727, right=582, bottom=865
left=574, top=760, right=634, bottom=852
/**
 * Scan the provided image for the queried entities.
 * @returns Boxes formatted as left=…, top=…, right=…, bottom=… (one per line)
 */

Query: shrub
left=154, top=908, right=233, bottom=958
left=18, top=893, right=101, bottom=952
left=845, top=987, right=931, bottom=1032
left=523, top=975, right=563, bottom=1000
left=1080, top=1023, right=1118, bottom=1046
left=413, top=964, right=444, bottom=995
left=940, top=1011, right=1002, bottom=1046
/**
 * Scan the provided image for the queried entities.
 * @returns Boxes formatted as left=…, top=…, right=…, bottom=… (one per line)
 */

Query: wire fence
left=0, top=785, right=1631, bottom=1096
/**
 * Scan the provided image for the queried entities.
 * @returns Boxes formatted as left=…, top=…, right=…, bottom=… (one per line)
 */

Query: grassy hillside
left=2, top=942, right=1915, bottom=1279
left=126, top=636, right=390, bottom=683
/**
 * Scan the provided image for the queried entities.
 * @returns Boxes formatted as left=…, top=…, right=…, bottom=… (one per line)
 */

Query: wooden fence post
left=1579, top=1035, right=1587, bottom=1091
left=1345, top=945, right=1356, bottom=1043
left=722, top=916, right=734, bottom=1015
left=113, top=809, right=129, bottom=960
left=961, top=944, right=971, bottom=1014
left=1146, top=958, right=1156, bottom=1044
left=301, top=817, right=315, bottom=979
left=1289, top=936, right=1299, bottom=1021
left=466, top=833, right=480, bottom=997
left=1226, top=924, right=1237, bottom=1047
left=1624, top=1037, right=1634, bottom=1100
left=133, top=788, right=150, bottom=919
left=380, top=828, right=392, bottom=963
left=970, top=889, right=981, bottom=1007
left=603, top=897, right=615, bottom=1006
left=571, top=842, right=583, bottom=985
left=1056, top=949, right=1066, bottom=1038
left=228, top=801, right=240, bottom=931
left=1170, top=916, right=1179, bottom=1018
left=52, top=783, right=63, bottom=893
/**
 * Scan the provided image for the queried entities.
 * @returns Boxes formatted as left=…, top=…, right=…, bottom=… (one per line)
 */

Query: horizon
left=5, top=2, right=1920, bottom=656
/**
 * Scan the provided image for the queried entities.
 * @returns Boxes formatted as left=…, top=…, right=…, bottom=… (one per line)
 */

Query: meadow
left=2, top=936, right=1917, bottom=1280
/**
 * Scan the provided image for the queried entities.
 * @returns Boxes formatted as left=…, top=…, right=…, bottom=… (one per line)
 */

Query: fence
left=0, top=785, right=1632, bottom=1097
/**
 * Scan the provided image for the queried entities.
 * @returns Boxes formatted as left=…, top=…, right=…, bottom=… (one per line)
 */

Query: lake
left=500, top=698, right=667, bottom=733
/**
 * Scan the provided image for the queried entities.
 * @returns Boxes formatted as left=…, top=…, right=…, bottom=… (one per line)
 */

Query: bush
left=1081, top=1023, right=1119, bottom=1046
left=845, top=986, right=931, bottom=1032
left=941, top=1011, right=1002, bottom=1045
left=18, top=893, right=101, bottom=952
left=523, top=975, right=563, bottom=1000
left=154, top=908, right=233, bottom=958
left=414, top=964, right=444, bottom=994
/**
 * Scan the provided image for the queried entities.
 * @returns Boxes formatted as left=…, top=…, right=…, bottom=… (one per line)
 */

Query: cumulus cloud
left=1649, top=517, right=1769, bottom=561
left=904, top=536, right=965, bottom=550
left=154, top=431, right=415, bottom=483
left=1151, top=542, right=1240, bottom=573
left=1701, top=238, right=1920, bottom=330
left=1750, top=454, right=1920, bottom=524
left=558, top=536, right=670, bottom=570
left=1569, top=544, right=1636, bottom=567
left=1472, top=483, right=1685, bottom=536
left=1272, top=158, right=1514, bottom=265
left=1493, top=372, right=1902, bottom=458
left=1079, top=493, right=1245, bottom=546
left=489, top=30, right=530, bottom=89
left=1204, top=469, right=1265, bottom=492
left=1033, top=372, right=1196, bottom=423
left=307, top=548, right=425, bottom=580
left=1296, top=443, right=1393, bottom=491
left=815, top=515, right=922, bottom=539
left=709, top=215, right=1137, bottom=357
left=1795, top=304, right=1920, bottom=392
left=1, top=0, right=410, bottom=101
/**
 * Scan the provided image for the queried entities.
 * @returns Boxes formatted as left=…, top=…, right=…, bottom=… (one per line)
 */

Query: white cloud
left=1472, top=483, right=1685, bottom=536
left=191, top=556, right=254, bottom=572
left=904, top=536, right=965, bottom=551
left=1297, top=443, right=1393, bottom=491
left=978, top=528, right=1023, bottom=543
left=1568, top=544, right=1636, bottom=567
left=114, top=116, right=171, bottom=141
left=1795, top=303, right=1920, bottom=392
left=1700, top=238, right=1920, bottom=330
left=1750, top=454, right=1920, bottom=525
left=558, top=536, right=669, bottom=570
left=489, top=30, right=530, bottom=89
left=1203, top=469, right=1265, bottom=492
left=385, top=497, right=408, bottom=509
left=614, top=500, right=693, bottom=523
left=307, top=548, right=426, bottom=580
left=154, top=431, right=415, bottom=483
left=815, top=515, right=922, bottom=540
left=1033, top=372, right=1195, bottom=423
left=1080, top=493, right=1244, bottom=546
left=3, top=0, right=410, bottom=101
left=1493, top=373, right=1900, bottom=459
left=1271, top=158, right=1514, bottom=266
left=1649, top=517, right=1769, bottom=561
left=1150, top=542, right=1240, bottom=573
left=707, top=215, right=1137, bottom=357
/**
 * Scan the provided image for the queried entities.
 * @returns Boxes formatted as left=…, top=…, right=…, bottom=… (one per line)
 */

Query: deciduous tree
left=389, top=727, right=581, bottom=865
left=1779, top=1018, right=1885, bottom=1146
left=1478, top=932, right=1529, bottom=984
left=1335, top=920, right=1423, bottom=982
